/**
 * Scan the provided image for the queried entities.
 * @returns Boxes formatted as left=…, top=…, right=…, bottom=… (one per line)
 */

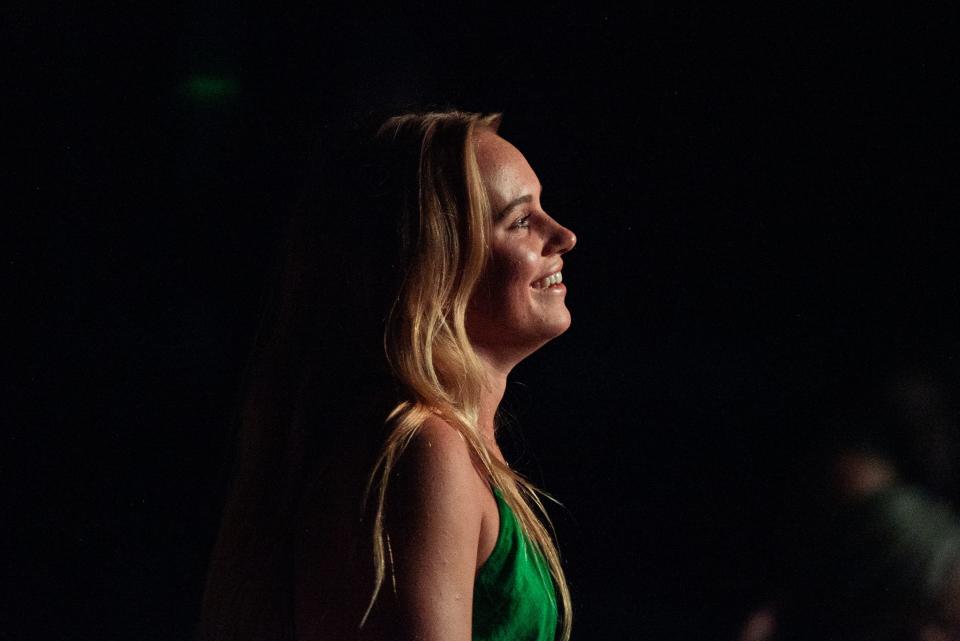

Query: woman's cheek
left=508, top=257, right=531, bottom=291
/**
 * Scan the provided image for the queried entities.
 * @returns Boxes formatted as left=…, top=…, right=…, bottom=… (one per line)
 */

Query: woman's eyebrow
left=495, top=194, right=533, bottom=221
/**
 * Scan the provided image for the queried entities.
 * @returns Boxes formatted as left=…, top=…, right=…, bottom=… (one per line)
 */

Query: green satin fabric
left=472, top=489, right=558, bottom=641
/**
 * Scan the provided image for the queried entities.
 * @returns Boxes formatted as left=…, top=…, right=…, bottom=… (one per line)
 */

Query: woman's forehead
left=474, top=131, right=541, bottom=202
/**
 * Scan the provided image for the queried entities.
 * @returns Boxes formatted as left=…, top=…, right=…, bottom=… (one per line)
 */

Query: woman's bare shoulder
left=380, top=416, right=487, bottom=639
left=393, top=415, right=482, bottom=495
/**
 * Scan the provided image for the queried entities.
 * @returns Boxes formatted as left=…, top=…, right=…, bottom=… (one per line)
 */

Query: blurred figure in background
left=741, top=361, right=960, bottom=641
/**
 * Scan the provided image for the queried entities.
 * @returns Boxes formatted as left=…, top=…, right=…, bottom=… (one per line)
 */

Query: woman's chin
left=549, top=309, right=573, bottom=337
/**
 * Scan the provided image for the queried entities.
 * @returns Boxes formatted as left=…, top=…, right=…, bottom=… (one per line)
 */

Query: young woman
left=200, top=111, right=577, bottom=641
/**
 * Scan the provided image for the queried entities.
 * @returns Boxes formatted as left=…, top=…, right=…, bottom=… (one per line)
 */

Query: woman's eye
left=511, top=214, right=531, bottom=229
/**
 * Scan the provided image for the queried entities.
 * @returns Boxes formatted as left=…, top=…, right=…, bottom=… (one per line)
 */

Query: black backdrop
left=11, top=5, right=960, bottom=640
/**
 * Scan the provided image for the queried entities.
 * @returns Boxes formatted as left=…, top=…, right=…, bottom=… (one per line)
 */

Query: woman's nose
left=547, top=220, right=577, bottom=255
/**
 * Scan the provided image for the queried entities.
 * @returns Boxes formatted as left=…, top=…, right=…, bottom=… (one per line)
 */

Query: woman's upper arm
left=385, top=418, right=484, bottom=641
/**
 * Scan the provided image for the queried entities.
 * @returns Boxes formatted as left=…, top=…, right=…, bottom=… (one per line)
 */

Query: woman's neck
left=474, top=350, right=510, bottom=448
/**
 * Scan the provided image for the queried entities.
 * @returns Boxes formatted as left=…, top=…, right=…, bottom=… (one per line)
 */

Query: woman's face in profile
left=467, top=130, right=577, bottom=364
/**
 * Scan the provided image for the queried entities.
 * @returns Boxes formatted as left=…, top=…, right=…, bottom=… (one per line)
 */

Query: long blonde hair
left=363, top=112, right=572, bottom=640
left=199, top=110, right=571, bottom=641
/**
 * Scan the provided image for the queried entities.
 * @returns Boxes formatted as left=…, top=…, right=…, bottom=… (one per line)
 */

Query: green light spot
left=183, top=74, right=239, bottom=103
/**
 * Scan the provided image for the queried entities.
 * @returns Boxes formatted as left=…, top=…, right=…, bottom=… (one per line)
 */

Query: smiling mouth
left=532, top=271, right=563, bottom=289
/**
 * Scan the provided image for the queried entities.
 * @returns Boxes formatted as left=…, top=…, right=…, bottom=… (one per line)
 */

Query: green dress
left=472, top=489, right=558, bottom=641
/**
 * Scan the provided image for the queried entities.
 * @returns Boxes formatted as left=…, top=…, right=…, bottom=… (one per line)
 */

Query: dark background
left=11, top=4, right=960, bottom=640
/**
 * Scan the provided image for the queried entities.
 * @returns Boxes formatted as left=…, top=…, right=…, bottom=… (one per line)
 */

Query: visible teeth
left=534, top=271, right=563, bottom=289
